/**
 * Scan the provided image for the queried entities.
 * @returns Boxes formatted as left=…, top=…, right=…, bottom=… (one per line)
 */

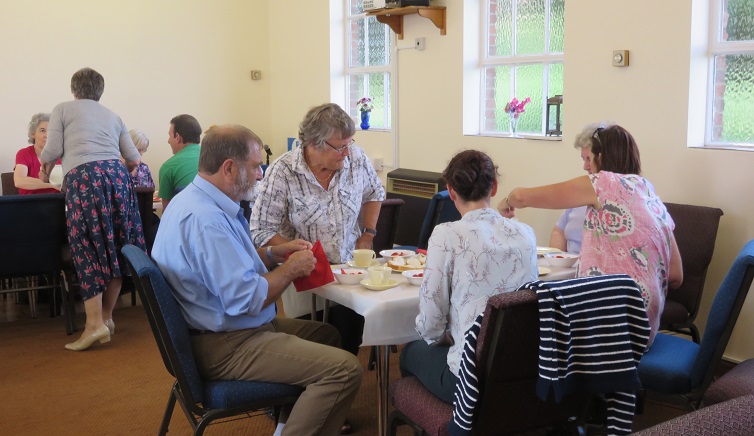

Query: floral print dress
left=66, top=160, right=145, bottom=300
left=578, top=171, right=675, bottom=347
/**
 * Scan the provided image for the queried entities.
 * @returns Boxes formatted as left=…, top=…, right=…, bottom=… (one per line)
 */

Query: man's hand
left=283, top=250, right=316, bottom=279
left=279, top=239, right=312, bottom=255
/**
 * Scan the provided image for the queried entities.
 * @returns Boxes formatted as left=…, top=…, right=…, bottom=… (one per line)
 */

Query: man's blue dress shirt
left=151, top=175, right=275, bottom=332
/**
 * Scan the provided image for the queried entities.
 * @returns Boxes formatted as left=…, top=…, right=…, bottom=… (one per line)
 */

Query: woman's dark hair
left=590, top=124, right=642, bottom=175
left=441, top=150, right=499, bottom=202
left=70, top=68, right=105, bottom=101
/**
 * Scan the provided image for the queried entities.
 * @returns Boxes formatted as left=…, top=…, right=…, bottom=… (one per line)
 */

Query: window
left=481, top=0, right=564, bottom=136
left=708, top=0, right=754, bottom=147
left=346, top=1, right=392, bottom=129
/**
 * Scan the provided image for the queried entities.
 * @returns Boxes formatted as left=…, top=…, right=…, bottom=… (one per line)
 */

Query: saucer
left=346, top=260, right=380, bottom=268
left=538, top=267, right=551, bottom=276
left=537, top=246, right=561, bottom=256
left=360, top=278, right=399, bottom=291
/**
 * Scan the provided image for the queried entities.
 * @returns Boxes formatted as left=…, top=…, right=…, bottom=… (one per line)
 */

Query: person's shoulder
left=16, top=145, right=34, bottom=158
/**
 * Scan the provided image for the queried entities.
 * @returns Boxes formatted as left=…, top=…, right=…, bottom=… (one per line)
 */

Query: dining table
left=310, top=257, right=577, bottom=436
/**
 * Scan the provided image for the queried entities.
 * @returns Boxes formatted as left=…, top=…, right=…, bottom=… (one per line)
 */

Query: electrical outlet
left=372, top=157, right=384, bottom=172
left=415, top=37, right=426, bottom=51
left=251, top=70, right=262, bottom=80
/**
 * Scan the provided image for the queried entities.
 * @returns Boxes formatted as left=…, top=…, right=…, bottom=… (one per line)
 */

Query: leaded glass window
left=482, top=0, right=564, bottom=136
left=347, top=1, right=392, bottom=129
left=709, top=0, right=754, bottom=147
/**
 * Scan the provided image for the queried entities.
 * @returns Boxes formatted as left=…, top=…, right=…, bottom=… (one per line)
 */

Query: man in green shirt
left=159, top=114, right=202, bottom=210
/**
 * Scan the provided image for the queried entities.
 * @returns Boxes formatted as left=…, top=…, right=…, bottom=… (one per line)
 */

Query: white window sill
left=471, top=132, right=563, bottom=141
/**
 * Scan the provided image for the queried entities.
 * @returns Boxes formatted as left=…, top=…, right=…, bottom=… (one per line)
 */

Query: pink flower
left=356, top=97, right=374, bottom=112
left=504, top=97, right=531, bottom=118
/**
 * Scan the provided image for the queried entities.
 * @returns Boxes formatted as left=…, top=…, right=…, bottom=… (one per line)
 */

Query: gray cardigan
left=42, top=99, right=140, bottom=175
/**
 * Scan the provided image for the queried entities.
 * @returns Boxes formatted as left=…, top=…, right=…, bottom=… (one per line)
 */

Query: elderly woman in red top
left=14, top=113, right=61, bottom=194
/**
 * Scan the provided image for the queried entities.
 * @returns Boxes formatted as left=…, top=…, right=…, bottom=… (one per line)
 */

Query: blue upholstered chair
left=394, top=190, right=460, bottom=252
left=121, top=245, right=303, bottom=436
left=637, top=239, right=754, bottom=409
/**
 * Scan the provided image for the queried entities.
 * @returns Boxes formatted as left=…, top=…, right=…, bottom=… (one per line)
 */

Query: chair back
left=416, top=190, right=460, bottom=250
left=472, top=290, right=590, bottom=433
left=134, top=187, right=155, bottom=252
left=1, top=172, right=19, bottom=196
left=690, top=239, right=754, bottom=390
left=661, top=202, right=723, bottom=337
left=121, top=244, right=206, bottom=405
left=373, top=198, right=404, bottom=254
left=0, top=194, right=66, bottom=277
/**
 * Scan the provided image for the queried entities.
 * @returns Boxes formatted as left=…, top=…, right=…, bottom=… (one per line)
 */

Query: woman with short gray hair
left=548, top=122, right=609, bottom=253
left=41, top=67, right=146, bottom=351
left=128, top=129, right=154, bottom=188
left=13, top=112, right=61, bottom=194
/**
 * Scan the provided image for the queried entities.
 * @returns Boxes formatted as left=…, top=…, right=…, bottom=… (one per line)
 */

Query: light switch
left=612, top=50, right=629, bottom=67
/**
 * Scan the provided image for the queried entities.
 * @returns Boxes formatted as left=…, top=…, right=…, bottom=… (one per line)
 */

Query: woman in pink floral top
left=501, top=124, right=683, bottom=348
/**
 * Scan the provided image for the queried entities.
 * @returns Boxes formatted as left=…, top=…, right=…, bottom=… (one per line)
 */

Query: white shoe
left=105, top=319, right=115, bottom=335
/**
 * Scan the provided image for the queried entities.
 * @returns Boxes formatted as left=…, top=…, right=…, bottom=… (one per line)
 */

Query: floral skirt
left=65, top=160, right=146, bottom=300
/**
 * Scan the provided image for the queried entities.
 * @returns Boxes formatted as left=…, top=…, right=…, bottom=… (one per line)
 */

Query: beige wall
left=0, top=0, right=271, bottom=183
left=267, top=0, right=754, bottom=361
left=2, top=0, right=753, bottom=360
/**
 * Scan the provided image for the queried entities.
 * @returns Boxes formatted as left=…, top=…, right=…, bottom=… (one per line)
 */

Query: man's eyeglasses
left=324, top=139, right=355, bottom=153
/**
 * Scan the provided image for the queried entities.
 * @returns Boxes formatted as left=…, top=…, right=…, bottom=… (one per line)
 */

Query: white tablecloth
left=310, top=259, right=576, bottom=346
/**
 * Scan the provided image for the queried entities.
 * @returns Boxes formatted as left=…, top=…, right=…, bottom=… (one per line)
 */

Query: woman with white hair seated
left=548, top=123, right=604, bottom=253
left=13, top=112, right=61, bottom=194
left=128, top=129, right=155, bottom=188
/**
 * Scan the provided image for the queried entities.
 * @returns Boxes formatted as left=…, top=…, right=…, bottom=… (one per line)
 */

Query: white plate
left=536, top=246, right=561, bottom=256
left=538, top=267, right=551, bottom=276
left=360, top=278, right=399, bottom=291
left=379, top=249, right=416, bottom=259
left=346, top=260, right=380, bottom=268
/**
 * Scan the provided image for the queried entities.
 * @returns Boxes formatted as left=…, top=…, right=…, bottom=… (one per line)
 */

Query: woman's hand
left=497, top=197, right=516, bottom=218
left=355, top=234, right=374, bottom=250
left=39, top=162, right=55, bottom=183
left=434, top=331, right=454, bottom=346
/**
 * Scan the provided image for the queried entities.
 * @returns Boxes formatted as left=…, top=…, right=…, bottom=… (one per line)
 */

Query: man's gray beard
left=235, top=167, right=256, bottom=201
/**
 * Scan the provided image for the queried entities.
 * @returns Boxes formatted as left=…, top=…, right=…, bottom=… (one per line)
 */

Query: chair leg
left=159, top=391, right=177, bottom=436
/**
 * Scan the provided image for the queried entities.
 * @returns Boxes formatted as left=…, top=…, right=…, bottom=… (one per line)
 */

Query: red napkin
left=292, top=240, right=335, bottom=292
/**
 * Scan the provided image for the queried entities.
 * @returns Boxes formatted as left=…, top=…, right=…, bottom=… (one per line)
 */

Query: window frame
left=705, top=0, right=754, bottom=149
left=479, top=0, right=564, bottom=138
left=345, top=1, right=392, bottom=131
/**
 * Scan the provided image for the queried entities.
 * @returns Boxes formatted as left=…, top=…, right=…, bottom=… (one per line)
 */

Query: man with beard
left=151, top=125, right=363, bottom=436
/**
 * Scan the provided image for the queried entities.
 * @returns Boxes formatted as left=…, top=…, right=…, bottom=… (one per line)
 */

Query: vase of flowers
left=357, top=97, right=374, bottom=130
left=504, top=97, right=531, bottom=137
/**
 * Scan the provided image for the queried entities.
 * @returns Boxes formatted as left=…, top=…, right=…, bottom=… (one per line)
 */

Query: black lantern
left=546, top=95, right=563, bottom=136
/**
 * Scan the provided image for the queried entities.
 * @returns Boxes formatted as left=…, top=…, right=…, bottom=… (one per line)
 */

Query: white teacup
left=352, top=249, right=376, bottom=268
left=367, top=266, right=392, bottom=285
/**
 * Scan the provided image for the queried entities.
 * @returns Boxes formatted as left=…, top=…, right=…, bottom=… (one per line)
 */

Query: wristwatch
left=266, top=246, right=275, bottom=263
left=362, top=227, right=377, bottom=237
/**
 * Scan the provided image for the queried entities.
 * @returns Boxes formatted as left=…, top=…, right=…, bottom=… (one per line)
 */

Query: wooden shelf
left=366, top=6, right=446, bottom=40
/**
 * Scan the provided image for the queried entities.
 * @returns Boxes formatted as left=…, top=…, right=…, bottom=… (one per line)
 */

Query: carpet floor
left=1, top=295, right=689, bottom=435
